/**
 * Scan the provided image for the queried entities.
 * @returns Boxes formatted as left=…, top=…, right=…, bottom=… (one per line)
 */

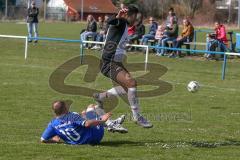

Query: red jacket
left=215, top=25, right=227, bottom=44
left=128, top=26, right=136, bottom=36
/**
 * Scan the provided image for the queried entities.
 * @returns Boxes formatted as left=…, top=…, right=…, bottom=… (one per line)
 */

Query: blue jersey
left=41, top=112, right=104, bottom=145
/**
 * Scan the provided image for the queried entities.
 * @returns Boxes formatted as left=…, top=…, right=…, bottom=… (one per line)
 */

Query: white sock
left=98, top=86, right=127, bottom=101
left=127, top=87, right=140, bottom=119
left=95, top=105, right=113, bottom=127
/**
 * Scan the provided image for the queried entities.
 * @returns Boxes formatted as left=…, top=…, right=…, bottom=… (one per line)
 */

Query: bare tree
left=177, top=0, right=203, bottom=18
left=140, top=0, right=175, bottom=18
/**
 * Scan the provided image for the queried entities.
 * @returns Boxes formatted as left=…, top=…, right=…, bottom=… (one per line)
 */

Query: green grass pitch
left=1, top=22, right=240, bottom=160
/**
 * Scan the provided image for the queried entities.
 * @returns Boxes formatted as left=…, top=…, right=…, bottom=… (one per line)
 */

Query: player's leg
left=89, top=104, right=128, bottom=133
left=115, top=70, right=153, bottom=128
left=95, top=63, right=152, bottom=128
left=93, top=86, right=127, bottom=106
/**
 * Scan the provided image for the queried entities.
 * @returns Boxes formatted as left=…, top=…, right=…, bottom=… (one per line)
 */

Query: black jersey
left=102, top=18, right=129, bottom=63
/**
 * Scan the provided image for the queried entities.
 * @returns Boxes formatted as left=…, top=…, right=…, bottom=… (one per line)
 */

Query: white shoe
left=133, top=114, right=153, bottom=128
left=107, top=122, right=128, bottom=133
left=112, top=115, right=125, bottom=124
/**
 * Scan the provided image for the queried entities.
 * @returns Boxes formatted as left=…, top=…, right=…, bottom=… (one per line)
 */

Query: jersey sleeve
left=108, top=18, right=127, bottom=27
left=72, top=113, right=86, bottom=127
left=41, top=122, right=57, bottom=141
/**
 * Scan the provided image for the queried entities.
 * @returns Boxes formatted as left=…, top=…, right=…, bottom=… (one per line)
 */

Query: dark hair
left=52, top=100, right=66, bottom=116
left=169, top=7, right=174, bottom=12
left=127, top=5, right=139, bottom=16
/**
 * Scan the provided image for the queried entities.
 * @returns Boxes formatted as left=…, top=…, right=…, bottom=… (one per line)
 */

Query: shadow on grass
left=100, top=139, right=240, bottom=148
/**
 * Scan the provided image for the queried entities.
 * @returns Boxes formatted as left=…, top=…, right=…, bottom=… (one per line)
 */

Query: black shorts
left=100, top=60, right=129, bottom=82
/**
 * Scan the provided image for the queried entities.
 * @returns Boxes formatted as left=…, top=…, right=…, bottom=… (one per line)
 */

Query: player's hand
left=116, top=8, right=128, bottom=18
left=101, top=112, right=112, bottom=122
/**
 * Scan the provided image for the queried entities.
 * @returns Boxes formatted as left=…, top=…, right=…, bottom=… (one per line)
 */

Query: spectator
left=170, top=18, right=194, bottom=57
left=97, top=16, right=104, bottom=31
left=129, top=21, right=145, bottom=44
left=155, top=25, right=167, bottom=55
left=166, top=7, right=178, bottom=26
left=80, top=15, right=97, bottom=47
left=91, top=15, right=110, bottom=50
left=157, top=17, right=178, bottom=56
left=128, top=25, right=136, bottom=37
left=205, top=21, right=228, bottom=60
left=127, top=14, right=145, bottom=51
left=27, top=1, right=39, bottom=43
left=140, top=17, right=158, bottom=45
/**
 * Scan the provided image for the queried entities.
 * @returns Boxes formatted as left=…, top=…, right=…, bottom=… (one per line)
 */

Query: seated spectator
left=157, top=17, right=178, bottom=56
left=80, top=15, right=97, bottom=47
left=128, top=25, right=136, bottom=38
left=91, top=15, right=110, bottom=49
left=170, top=18, right=194, bottom=57
left=155, top=25, right=167, bottom=55
left=128, top=13, right=145, bottom=44
left=166, top=7, right=178, bottom=26
left=127, top=14, right=145, bottom=51
left=205, top=21, right=228, bottom=60
left=97, top=16, right=104, bottom=31
left=140, top=17, right=158, bottom=45
left=129, top=21, right=145, bottom=43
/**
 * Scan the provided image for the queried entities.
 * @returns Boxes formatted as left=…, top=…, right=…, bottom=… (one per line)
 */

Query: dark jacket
left=86, top=20, right=97, bottom=32
left=165, top=24, right=178, bottom=38
left=149, top=22, right=158, bottom=35
left=135, top=23, right=145, bottom=38
left=102, top=21, right=110, bottom=34
left=27, top=7, right=39, bottom=23
left=98, top=22, right=104, bottom=31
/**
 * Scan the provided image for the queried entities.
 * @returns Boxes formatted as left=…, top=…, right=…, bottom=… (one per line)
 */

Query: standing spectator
left=205, top=21, right=228, bottom=60
left=157, top=17, right=178, bottom=56
left=140, top=17, right=158, bottom=45
left=166, top=7, right=178, bottom=26
left=27, top=1, right=39, bottom=43
left=80, top=15, right=97, bottom=47
left=171, top=18, right=194, bottom=57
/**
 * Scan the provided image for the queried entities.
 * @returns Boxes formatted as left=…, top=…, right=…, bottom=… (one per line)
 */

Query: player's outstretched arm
left=84, top=112, right=112, bottom=127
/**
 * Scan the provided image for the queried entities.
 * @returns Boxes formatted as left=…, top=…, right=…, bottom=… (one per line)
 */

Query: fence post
left=222, top=53, right=228, bottom=80
left=80, top=43, right=84, bottom=64
left=145, top=46, right=149, bottom=71
left=193, top=30, right=197, bottom=50
left=25, top=37, right=28, bottom=59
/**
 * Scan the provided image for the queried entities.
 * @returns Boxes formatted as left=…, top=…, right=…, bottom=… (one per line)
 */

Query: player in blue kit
left=41, top=101, right=125, bottom=145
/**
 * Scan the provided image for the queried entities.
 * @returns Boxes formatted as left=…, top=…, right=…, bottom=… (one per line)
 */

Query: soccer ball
left=187, top=81, right=200, bottom=93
